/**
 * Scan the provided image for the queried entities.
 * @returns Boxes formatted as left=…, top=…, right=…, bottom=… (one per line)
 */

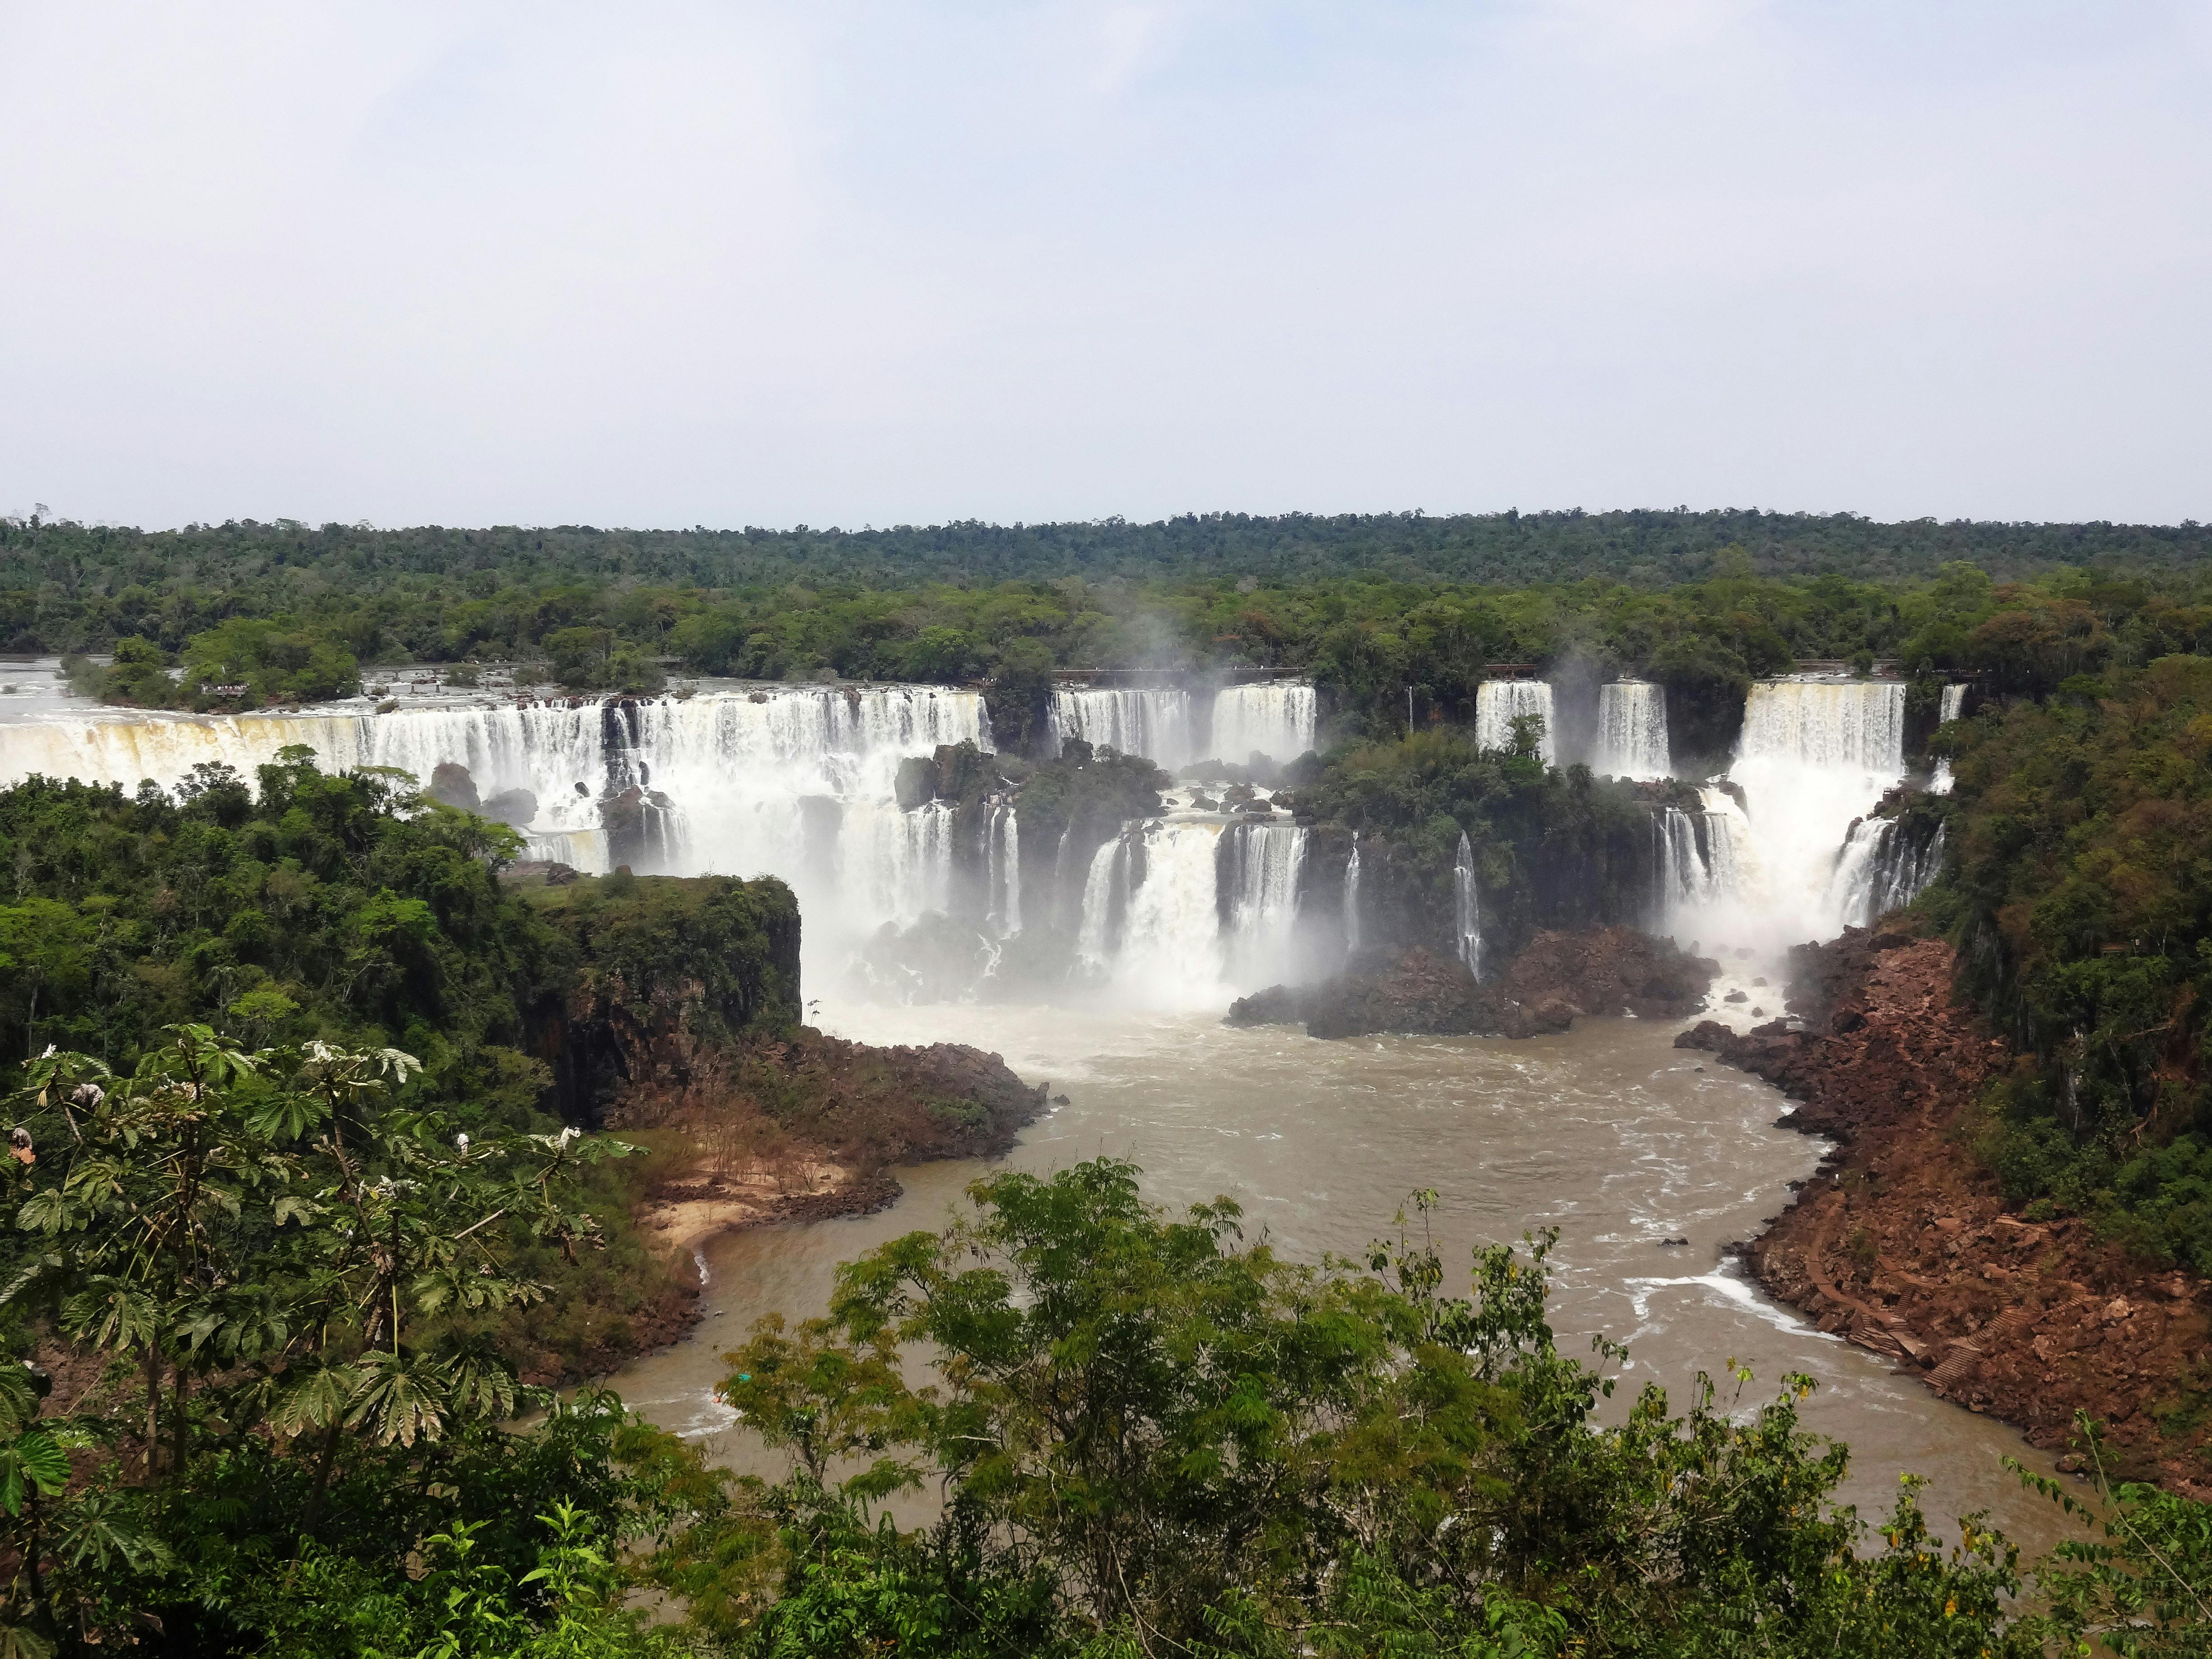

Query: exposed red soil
left=1678, top=928, right=2212, bottom=1494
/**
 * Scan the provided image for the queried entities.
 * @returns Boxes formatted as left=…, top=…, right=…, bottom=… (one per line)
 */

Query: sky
left=2, top=0, right=2207, bottom=532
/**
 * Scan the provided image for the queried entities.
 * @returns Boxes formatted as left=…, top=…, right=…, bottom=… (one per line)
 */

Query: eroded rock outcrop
left=1228, top=928, right=1716, bottom=1040
left=1679, top=924, right=2212, bottom=1492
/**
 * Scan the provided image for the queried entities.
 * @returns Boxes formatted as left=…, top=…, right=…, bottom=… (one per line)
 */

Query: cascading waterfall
left=1654, top=789, right=1749, bottom=928
left=1678, top=680, right=1906, bottom=949
left=1453, top=831, right=1481, bottom=978
left=1474, top=680, right=1556, bottom=762
left=1828, top=818, right=1947, bottom=928
left=1931, top=683, right=1969, bottom=794
left=1343, top=842, right=1363, bottom=959
left=1593, top=683, right=1670, bottom=779
left=1048, top=687, right=1194, bottom=769
left=994, top=808, right=1022, bottom=935
left=1209, top=683, right=1317, bottom=764
left=0, top=685, right=994, bottom=979
left=1075, top=821, right=1213, bottom=993
left=1071, top=817, right=1312, bottom=1004
left=1220, top=822, right=1306, bottom=980
left=1075, top=835, right=1134, bottom=968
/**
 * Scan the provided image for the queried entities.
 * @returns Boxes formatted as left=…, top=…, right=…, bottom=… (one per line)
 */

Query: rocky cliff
left=1678, top=925, right=2212, bottom=1494
left=520, top=870, right=802, bottom=1127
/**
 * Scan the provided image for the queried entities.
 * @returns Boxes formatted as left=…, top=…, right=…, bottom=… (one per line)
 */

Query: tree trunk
left=295, top=1418, right=346, bottom=1549
left=142, top=1342, right=162, bottom=1480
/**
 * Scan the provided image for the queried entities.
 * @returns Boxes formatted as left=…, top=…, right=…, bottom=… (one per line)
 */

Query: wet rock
left=1230, top=927, right=1714, bottom=1040
left=430, top=761, right=480, bottom=812
left=483, top=786, right=538, bottom=827
left=1725, top=989, right=1748, bottom=1003
left=1699, top=925, right=2212, bottom=1494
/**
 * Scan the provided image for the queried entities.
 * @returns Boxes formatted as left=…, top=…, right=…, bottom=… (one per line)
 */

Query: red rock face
left=1679, top=928, right=2212, bottom=1495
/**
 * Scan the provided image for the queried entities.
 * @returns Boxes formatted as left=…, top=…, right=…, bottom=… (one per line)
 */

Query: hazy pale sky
left=4, top=1, right=2207, bottom=531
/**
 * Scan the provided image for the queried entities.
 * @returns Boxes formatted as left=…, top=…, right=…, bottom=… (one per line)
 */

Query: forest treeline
left=36, top=509, right=2212, bottom=764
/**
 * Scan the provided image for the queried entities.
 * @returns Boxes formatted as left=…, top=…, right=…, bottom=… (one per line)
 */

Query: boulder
left=429, top=761, right=480, bottom=812
left=483, top=787, right=538, bottom=827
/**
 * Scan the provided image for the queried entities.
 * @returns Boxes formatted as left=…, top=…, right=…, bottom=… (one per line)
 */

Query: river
left=609, top=997, right=2074, bottom=1556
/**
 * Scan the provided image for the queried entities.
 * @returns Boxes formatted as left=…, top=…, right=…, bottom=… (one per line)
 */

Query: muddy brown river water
left=610, top=999, right=2074, bottom=1555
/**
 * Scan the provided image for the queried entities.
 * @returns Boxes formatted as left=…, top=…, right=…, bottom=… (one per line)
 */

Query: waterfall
left=1101, top=821, right=1226, bottom=997
left=1048, top=686, right=1194, bottom=769
left=1075, top=836, right=1131, bottom=968
left=1343, top=842, right=1362, bottom=959
left=1931, top=683, right=1969, bottom=795
left=1209, top=683, right=1317, bottom=764
left=1677, top=680, right=1907, bottom=948
left=978, top=803, right=1023, bottom=936
left=1738, top=680, right=1905, bottom=771
left=1453, top=831, right=1481, bottom=979
left=0, top=685, right=994, bottom=979
left=1474, top=680, right=1555, bottom=762
left=1829, top=818, right=1947, bottom=928
left=1220, top=822, right=1306, bottom=979
left=835, top=798, right=960, bottom=928
left=1071, top=817, right=1309, bottom=1004
left=1593, top=682, right=1670, bottom=779
left=1655, top=788, right=1748, bottom=928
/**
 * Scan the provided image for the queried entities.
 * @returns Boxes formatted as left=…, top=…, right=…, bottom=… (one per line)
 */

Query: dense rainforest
left=1, top=755, right=2176, bottom=1654
left=6, top=517, right=2212, bottom=1648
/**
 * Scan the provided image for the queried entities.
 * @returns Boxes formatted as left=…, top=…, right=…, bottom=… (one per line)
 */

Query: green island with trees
left=0, top=511, right=2210, bottom=1650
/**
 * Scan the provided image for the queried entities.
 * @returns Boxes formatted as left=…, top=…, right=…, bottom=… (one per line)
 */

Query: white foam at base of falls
left=1048, top=687, right=1194, bottom=769
left=1209, top=684, right=1317, bottom=765
left=1453, top=831, right=1481, bottom=978
left=1594, top=682, right=1670, bottom=780
left=1474, top=681, right=1556, bottom=762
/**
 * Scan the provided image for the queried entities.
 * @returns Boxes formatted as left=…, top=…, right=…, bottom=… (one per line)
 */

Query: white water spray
left=1453, top=831, right=1481, bottom=978
left=1474, top=681, right=1555, bottom=762
left=1047, top=687, right=1194, bottom=769
left=1676, top=680, right=1907, bottom=951
left=1593, top=683, right=1670, bottom=780
left=1209, top=684, right=1316, bottom=765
